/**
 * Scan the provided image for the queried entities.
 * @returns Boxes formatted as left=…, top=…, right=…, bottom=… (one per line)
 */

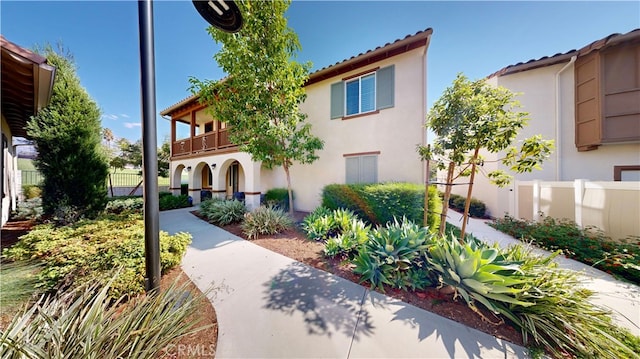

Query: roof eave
left=306, top=28, right=433, bottom=86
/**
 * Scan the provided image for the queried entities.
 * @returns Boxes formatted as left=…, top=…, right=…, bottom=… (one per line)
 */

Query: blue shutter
left=376, top=65, right=394, bottom=110
left=330, top=82, right=344, bottom=119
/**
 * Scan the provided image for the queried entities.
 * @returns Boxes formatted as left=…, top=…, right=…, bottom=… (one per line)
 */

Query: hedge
left=321, top=182, right=442, bottom=232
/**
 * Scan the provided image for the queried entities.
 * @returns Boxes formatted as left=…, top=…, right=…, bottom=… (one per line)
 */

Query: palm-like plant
left=1, top=274, right=210, bottom=359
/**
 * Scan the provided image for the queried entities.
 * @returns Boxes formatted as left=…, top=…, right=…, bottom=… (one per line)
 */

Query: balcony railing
left=172, top=128, right=237, bottom=158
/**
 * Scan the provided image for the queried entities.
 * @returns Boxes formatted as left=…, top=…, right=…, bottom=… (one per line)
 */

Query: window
left=331, top=65, right=395, bottom=119
left=204, top=121, right=214, bottom=133
left=345, top=154, right=378, bottom=184
left=346, top=73, right=375, bottom=116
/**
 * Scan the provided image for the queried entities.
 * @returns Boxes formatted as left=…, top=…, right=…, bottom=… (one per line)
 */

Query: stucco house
left=447, top=29, right=640, bottom=219
left=1, top=36, right=56, bottom=226
left=161, top=28, right=432, bottom=212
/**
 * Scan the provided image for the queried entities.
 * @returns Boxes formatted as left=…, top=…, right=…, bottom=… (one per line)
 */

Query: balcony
left=171, top=128, right=238, bottom=159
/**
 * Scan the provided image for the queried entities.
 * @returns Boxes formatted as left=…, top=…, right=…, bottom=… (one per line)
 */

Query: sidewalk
left=160, top=207, right=528, bottom=359
left=445, top=211, right=640, bottom=336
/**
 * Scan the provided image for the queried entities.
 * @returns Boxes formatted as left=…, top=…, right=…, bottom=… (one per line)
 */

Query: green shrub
left=159, top=191, right=173, bottom=198
left=301, top=207, right=337, bottom=241
left=1, top=274, right=208, bottom=359
left=321, top=183, right=442, bottom=232
left=159, top=194, right=191, bottom=211
left=490, top=215, right=640, bottom=285
left=199, top=197, right=223, bottom=213
left=241, top=206, right=294, bottom=240
left=104, top=197, right=144, bottom=214
left=12, top=198, right=43, bottom=221
left=181, top=183, right=188, bottom=195
left=353, top=219, right=433, bottom=291
left=301, top=208, right=370, bottom=258
left=200, top=199, right=246, bottom=226
left=448, top=193, right=486, bottom=218
left=264, top=188, right=293, bottom=212
left=22, top=184, right=42, bottom=199
left=324, top=218, right=370, bottom=258
left=2, top=213, right=192, bottom=298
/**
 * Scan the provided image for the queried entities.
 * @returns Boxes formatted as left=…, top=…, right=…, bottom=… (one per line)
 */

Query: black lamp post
left=137, top=0, right=242, bottom=293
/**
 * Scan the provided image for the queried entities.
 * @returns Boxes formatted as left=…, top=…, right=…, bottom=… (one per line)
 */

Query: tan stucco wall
left=287, top=47, right=428, bottom=212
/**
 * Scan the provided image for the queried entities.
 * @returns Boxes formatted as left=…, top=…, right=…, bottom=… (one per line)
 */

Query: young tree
left=27, top=45, right=109, bottom=220
left=190, top=0, right=323, bottom=214
left=157, top=137, right=171, bottom=178
left=418, top=73, right=554, bottom=240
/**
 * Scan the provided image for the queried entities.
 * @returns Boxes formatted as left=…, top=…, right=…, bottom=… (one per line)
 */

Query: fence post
left=574, top=179, right=585, bottom=228
left=532, top=180, right=541, bottom=223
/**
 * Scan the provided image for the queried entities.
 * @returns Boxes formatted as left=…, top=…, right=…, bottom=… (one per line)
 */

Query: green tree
left=27, top=45, right=109, bottom=220
left=116, top=138, right=143, bottom=169
left=418, top=73, right=554, bottom=240
left=190, top=0, right=323, bottom=213
left=157, top=137, right=170, bottom=178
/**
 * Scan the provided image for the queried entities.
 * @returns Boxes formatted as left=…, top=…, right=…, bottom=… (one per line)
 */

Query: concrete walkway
left=445, top=211, right=640, bottom=336
left=160, top=207, right=527, bottom=359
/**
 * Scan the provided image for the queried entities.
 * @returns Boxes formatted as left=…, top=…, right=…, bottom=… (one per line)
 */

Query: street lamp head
left=192, top=0, right=243, bottom=33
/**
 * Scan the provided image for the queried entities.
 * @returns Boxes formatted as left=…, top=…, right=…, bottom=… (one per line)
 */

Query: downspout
left=554, top=55, right=577, bottom=181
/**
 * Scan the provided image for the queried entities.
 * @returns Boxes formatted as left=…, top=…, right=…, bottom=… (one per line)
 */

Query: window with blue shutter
left=330, top=65, right=394, bottom=119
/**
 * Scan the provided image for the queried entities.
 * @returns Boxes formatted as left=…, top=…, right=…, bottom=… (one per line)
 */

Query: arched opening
left=171, top=164, right=186, bottom=196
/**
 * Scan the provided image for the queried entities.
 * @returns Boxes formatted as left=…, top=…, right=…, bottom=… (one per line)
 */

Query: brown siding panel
left=575, top=53, right=601, bottom=151
left=601, top=42, right=640, bottom=143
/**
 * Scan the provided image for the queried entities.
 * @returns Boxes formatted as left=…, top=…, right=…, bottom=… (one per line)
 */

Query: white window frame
left=345, top=72, right=376, bottom=116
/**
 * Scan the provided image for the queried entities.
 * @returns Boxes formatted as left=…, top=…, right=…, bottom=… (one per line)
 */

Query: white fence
left=516, top=179, right=640, bottom=241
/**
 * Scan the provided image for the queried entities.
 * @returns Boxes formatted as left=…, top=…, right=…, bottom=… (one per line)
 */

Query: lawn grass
left=0, top=261, right=43, bottom=328
left=19, top=160, right=170, bottom=187
left=17, top=158, right=36, bottom=171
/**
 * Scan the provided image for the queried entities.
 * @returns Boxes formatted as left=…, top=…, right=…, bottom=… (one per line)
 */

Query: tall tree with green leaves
left=27, top=45, right=109, bottom=220
left=190, top=0, right=323, bottom=213
left=418, top=73, right=554, bottom=240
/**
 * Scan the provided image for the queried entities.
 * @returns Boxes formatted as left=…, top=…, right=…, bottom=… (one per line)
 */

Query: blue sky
left=2, top=1, right=638, bottom=144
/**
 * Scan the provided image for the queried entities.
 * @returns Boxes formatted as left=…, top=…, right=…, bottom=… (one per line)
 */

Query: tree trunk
left=283, top=163, right=294, bottom=215
left=423, top=159, right=430, bottom=228
left=439, top=162, right=455, bottom=236
left=460, top=147, right=480, bottom=242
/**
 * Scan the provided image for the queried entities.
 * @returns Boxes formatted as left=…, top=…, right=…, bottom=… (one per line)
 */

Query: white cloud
left=102, top=114, right=119, bottom=120
left=120, top=113, right=130, bottom=118
left=124, top=122, right=141, bottom=129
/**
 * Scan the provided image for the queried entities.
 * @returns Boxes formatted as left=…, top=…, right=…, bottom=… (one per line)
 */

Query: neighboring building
left=1, top=36, right=56, bottom=226
left=161, top=28, right=432, bottom=211
left=446, top=29, right=640, bottom=218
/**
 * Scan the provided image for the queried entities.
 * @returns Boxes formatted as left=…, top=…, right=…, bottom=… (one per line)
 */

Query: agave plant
left=323, top=218, right=370, bottom=258
left=425, top=234, right=534, bottom=319
left=353, top=218, right=432, bottom=291
left=302, top=213, right=337, bottom=241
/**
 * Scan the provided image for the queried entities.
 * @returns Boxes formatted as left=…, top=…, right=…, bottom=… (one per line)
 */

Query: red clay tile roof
left=488, top=28, right=640, bottom=78
left=306, top=28, right=433, bottom=86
